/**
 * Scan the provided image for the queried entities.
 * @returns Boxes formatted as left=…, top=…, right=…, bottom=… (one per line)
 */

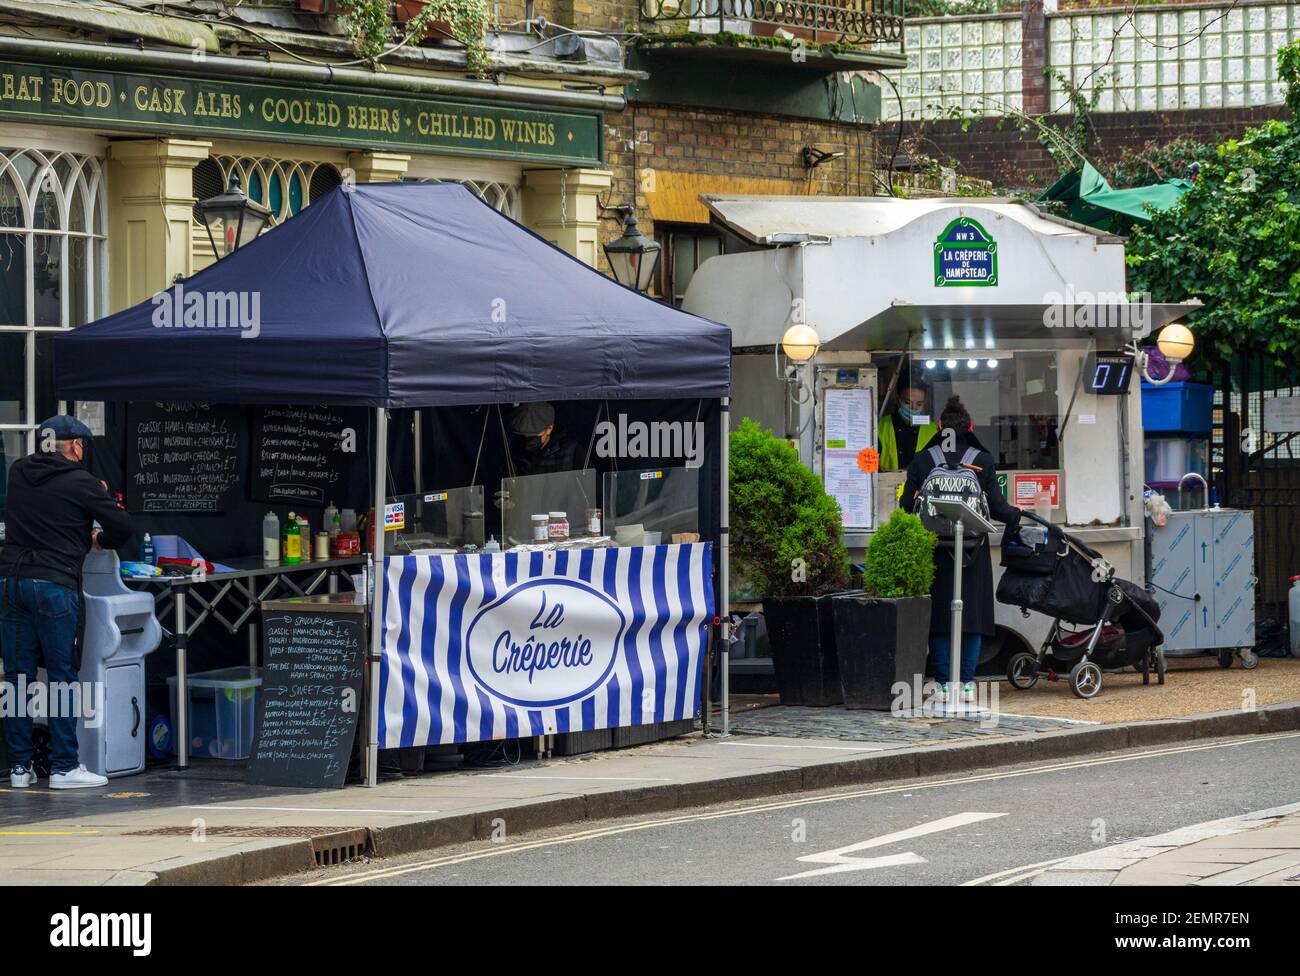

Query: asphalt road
left=297, top=732, right=1300, bottom=886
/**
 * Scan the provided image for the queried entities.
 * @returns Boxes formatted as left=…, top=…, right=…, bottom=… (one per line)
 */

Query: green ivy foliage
left=863, top=509, right=936, bottom=599
left=729, top=418, right=851, bottom=598
left=1126, top=43, right=1300, bottom=362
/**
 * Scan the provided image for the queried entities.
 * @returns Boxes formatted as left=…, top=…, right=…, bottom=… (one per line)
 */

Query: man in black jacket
left=0, top=416, right=133, bottom=789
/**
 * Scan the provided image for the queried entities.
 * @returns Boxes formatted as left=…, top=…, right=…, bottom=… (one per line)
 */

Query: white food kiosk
left=683, top=195, right=1198, bottom=669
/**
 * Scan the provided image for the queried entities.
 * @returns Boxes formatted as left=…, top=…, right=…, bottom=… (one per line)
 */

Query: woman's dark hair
left=939, top=395, right=971, bottom=431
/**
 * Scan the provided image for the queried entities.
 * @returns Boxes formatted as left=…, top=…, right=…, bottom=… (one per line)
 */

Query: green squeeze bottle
left=283, top=512, right=301, bottom=565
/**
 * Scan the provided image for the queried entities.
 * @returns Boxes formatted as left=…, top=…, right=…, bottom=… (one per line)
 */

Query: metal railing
left=640, top=0, right=907, bottom=48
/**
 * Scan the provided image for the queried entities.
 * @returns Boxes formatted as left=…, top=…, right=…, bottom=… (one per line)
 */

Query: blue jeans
left=930, top=633, right=982, bottom=684
left=0, top=577, right=82, bottom=773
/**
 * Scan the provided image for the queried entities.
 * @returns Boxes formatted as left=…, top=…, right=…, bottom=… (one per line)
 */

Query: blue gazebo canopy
left=53, top=182, right=731, bottom=407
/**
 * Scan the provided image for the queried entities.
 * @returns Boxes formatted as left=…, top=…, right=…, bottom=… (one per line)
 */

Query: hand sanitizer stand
left=927, top=498, right=998, bottom=719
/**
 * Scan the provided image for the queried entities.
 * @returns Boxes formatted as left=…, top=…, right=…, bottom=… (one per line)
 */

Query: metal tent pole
left=719, top=395, right=730, bottom=737
left=365, top=406, right=388, bottom=787
left=947, top=521, right=964, bottom=717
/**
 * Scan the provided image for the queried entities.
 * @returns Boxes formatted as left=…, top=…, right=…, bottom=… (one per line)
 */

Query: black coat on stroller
left=995, top=513, right=1165, bottom=699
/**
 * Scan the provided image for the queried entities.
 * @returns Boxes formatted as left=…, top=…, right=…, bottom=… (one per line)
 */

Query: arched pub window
left=0, top=146, right=108, bottom=519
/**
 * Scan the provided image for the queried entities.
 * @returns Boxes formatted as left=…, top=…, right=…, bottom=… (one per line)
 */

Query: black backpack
left=913, top=445, right=990, bottom=547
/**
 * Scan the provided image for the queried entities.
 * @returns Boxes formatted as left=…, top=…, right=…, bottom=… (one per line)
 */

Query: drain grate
left=312, top=828, right=371, bottom=867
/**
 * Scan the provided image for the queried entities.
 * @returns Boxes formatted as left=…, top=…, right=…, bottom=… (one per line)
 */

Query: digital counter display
left=1087, top=352, right=1135, bottom=395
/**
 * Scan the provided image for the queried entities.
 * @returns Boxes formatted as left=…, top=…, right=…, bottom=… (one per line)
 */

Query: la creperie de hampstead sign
left=0, top=58, right=603, bottom=167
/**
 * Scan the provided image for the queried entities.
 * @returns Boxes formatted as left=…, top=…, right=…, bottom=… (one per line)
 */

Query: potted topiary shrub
left=832, top=509, right=936, bottom=709
left=730, top=418, right=852, bottom=706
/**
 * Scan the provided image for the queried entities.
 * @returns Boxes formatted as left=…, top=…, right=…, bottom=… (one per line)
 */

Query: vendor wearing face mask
left=509, top=402, right=582, bottom=477
left=879, top=381, right=939, bottom=472
left=0, top=416, right=132, bottom=791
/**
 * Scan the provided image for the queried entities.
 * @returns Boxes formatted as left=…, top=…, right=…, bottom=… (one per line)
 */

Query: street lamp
left=781, top=323, right=821, bottom=362
left=196, top=174, right=272, bottom=260
left=1140, top=322, right=1196, bottom=386
left=603, top=211, right=661, bottom=293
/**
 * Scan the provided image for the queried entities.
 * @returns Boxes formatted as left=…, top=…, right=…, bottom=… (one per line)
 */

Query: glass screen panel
left=499, top=468, right=597, bottom=547
left=602, top=466, right=700, bottom=546
left=386, top=486, right=485, bottom=553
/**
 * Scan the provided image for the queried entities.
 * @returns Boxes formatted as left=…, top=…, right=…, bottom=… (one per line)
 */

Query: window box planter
left=394, top=0, right=457, bottom=41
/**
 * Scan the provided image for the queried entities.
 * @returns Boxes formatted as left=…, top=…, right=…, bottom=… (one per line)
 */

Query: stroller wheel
left=1217, top=649, right=1234, bottom=669
left=1069, top=661, right=1103, bottom=699
left=1141, top=652, right=1150, bottom=685
left=1156, top=649, right=1167, bottom=685
left=1240, top=649, right=1259, bottom=670
left=1007, top=651, right=1039, bottom=690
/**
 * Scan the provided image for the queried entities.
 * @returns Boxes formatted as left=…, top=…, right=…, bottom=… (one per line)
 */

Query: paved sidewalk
left=0, top=701, right=1294, bottom=885
left=1031, top=803, right=1300, bottom=886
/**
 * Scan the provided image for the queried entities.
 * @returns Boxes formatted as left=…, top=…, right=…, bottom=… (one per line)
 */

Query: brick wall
left=882, top=104, right=1292, bottom=189
left=603, top=104, right=877, bottom=236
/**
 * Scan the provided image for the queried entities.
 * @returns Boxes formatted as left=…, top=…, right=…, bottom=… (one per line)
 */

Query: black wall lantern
left=196, top=174, right=272, bottom=260
left=603, top=208, right=661, bottom=293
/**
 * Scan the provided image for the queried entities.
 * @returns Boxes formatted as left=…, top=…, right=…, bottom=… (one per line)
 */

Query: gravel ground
left=997, top=655, right=1300, bottom=722
left=729, top=657, right=1300, bottom=726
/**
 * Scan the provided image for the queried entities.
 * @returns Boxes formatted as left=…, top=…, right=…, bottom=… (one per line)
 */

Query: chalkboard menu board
left=250, top=405, right=362, bottom=507
left=248, top=601, right=366, bottom=790
left=125, top=402, right=243, bottom=514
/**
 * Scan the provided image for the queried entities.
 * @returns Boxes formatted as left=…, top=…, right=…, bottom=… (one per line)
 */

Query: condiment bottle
left=298, top=514, right=312, bottom=563
left=323, top=501, right=339, bottom=538
left=262, top=512, right=281, bottom=566
left=283, top=512, right=301, bottom=565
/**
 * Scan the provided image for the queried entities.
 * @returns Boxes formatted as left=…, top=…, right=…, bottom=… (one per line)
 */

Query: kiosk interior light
left=986, top=358, right=999, bottom=369
left=945, top=359, right=958, bottom=369
left=966, top=358, right=979, bottom=369
left=925, top=359, right=937, bottom=369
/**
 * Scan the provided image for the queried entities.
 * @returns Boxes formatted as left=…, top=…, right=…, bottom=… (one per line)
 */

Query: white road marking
left=478, top=774, right=675, bottom=782
left=185, top=805, right=442, bottom=816
left=777, top=812, right=1007, bottom=880
left=309, top=731, right=1300, bottom=886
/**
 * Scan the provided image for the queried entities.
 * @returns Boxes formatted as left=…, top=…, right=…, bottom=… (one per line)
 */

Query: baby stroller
left=995, top=512, right=1165, bottom=699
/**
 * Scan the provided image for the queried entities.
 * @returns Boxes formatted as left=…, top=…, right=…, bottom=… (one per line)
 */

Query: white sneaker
left=49, top=765, right=108, bottom=790
left=934, top=682, right=950, bottom=705
left=961, top=683, right=977, bottom=704
left=9, top=766, right=36, bottom=788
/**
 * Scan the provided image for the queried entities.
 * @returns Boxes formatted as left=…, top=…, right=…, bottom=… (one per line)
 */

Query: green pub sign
left=934, top=216, right=998, bottom=287
left=0, top=59, right=603, bottom=168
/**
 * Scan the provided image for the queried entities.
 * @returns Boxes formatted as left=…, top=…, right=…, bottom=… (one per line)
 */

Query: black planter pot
left=831, top=594, right=932, bottom=710
left=763, top=594, right=848, bottom=707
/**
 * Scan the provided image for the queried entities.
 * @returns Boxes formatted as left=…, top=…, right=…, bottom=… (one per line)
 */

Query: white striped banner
left=378, top=544, right=713, bottom=747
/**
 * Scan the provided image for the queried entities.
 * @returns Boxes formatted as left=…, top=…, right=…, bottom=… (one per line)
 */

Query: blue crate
left=1141, top=381, right=1213, bottom=434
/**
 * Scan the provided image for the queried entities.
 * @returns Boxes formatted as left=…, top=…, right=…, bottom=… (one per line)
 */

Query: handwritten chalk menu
left=247, top=608, right=365, bottom=789
left=251, top=405, right=360, bottom=507
left=126, top=402, right=243, bottom=514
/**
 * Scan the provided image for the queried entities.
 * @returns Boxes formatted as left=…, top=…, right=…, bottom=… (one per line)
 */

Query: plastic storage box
left=167, top=667, right=261, bottom=760
left=1141, top=381, right=1214, bottom=434
left=1144, top=436, right=1208, bottom=484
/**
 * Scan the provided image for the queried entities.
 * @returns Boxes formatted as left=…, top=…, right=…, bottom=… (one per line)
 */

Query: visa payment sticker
left=639, top=470, right=663, bottom=480
left=384, top=501, right=406, bottom=531
left=424, top=492, right=448, bottom=503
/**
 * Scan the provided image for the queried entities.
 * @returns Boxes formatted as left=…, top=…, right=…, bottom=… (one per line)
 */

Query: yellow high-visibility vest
left=879, top=414, right=939, bottom=472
